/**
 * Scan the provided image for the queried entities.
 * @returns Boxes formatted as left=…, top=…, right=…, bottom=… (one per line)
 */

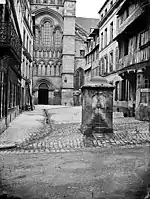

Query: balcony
left=118, top=47, right=150, bottom=71
left=0, top=22, right=22, bottom=63
left=117, top=5, right=144, bottom=37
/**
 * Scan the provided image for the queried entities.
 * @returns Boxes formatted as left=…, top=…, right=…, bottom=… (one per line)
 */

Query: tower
left=31, top=0, right=64, bottom=105
left=61, top=0, right=76, bottom=105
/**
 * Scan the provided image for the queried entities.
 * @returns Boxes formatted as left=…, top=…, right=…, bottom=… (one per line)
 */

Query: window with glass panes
left=140, top=29, right=149, bottom=47
left=96, top=48, right=99, bottom=59
left=54, top=29, right=62, bottom=47
left=137, top=74, right=141, bottom=88
left=110, top=22, right=113, bottom=41
left=115, top=81, right=119, bottom=101
left=104, top=55, right=108, bottom=74
left=101, top=32, right=103, bottom=49
left=140, top=92, right=148, bottom=103
left=13, top=84, right=15, bottom=107
left=42, top=21, right=53, bottom=46
left=101, top=58, right=104, bottom=75
left=9, top=81, right=12, bottom=108
left=109, top=51, right=113, bottom=72
left=26, top=35, right=29, bottom=50
left=144, top=77, right=150, bottom=88
left=104, top=28, right=107, bottom=46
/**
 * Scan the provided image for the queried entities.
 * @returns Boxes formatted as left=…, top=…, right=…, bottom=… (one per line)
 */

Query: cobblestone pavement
left=1, top=106, right=150, bottom=198
left=0, top=106, right=150, bottom=154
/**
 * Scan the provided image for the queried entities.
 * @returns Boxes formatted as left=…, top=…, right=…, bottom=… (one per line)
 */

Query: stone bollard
left=80, top=76, right=114, bottom=136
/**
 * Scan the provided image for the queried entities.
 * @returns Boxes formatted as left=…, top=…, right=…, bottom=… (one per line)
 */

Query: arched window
left=45, top=65, right=47, bottom=76
left=42, top=21, right=53, bottom=46
left=35, top=28, right=39, bottom=45
left=41, top=64, right=43, bottom=75
left=59, top=64, right=61, bottom=75
left=54, top=66, right=56, bottom=76
left=50, top=65, right=52, bottom=75
left=54, top=29, right=62, bottom=47
left=36, top=65, right=38, bottom=76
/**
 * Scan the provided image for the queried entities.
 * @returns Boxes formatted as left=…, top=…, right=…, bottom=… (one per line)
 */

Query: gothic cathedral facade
left=31, top=0, right=92, bottom=106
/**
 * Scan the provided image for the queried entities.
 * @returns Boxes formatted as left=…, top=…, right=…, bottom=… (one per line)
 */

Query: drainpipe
left=5, top=61, right=9, bottom=127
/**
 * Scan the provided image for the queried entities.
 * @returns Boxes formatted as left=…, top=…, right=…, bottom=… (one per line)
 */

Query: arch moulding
left=32, top=7, right=63, bottom=29
left=33, top=78, right=55, bottom=92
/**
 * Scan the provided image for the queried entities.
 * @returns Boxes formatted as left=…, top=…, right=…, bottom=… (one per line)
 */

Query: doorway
left=38, top=83, right=48, bottom=105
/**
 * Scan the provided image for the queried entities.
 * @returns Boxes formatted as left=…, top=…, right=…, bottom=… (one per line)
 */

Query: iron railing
left=0, top=22, right=22, bottom=63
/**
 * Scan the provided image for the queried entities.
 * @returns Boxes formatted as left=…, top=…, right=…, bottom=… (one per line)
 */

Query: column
left=39, top=63, right=41, bottom=76
left=61, top=0, right=76, bottom=105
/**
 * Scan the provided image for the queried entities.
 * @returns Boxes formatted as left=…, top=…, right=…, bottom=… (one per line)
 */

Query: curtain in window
left=42, top=21, right=53, bottom=46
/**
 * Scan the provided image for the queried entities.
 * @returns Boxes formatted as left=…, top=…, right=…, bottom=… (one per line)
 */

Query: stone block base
left=94, top=127, right=113, bottom=134
left=80, top=124, right=113, bottom=136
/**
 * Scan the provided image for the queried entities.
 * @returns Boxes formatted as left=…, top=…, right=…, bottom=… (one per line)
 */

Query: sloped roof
left=76, top=17, right=99, bottom=34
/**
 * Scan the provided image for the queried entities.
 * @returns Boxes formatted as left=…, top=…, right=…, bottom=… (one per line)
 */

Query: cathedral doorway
left=38, top=83, right=48, bottom=105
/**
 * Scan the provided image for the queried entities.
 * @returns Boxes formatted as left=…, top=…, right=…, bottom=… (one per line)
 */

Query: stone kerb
left=81, top=76, right=114, bottom=137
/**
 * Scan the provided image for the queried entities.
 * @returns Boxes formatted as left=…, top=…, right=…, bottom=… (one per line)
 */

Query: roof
left=89, top=28, right=99, bottom=37
left=98, top=0, right=109, bottom=14
left=76, top=17, right=99, bottom=34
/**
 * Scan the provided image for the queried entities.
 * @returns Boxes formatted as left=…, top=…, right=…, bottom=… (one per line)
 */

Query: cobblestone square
left=0, top=106, right=150, bottom=199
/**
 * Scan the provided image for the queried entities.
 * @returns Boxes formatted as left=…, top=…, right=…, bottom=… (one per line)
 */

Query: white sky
left=76, top=0, right=106, bottom=18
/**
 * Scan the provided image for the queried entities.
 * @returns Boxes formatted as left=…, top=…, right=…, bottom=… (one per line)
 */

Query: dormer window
left=110, top=0, right=113, bottom=7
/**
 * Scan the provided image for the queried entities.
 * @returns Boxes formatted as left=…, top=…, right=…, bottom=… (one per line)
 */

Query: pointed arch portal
left=38, top=83, right=48, bottom=105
